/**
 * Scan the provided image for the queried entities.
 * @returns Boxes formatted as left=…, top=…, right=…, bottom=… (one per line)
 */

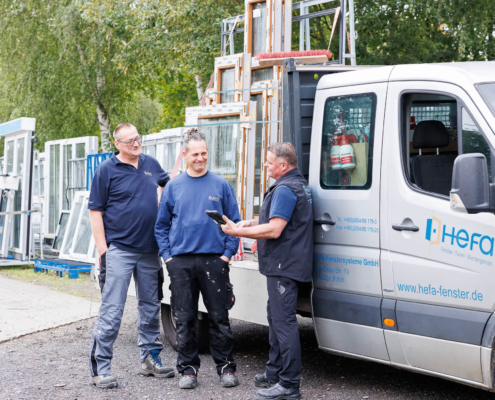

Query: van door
left=382, top=80, right=495, bottom=384
left=309, top=82, right=389, bottom=361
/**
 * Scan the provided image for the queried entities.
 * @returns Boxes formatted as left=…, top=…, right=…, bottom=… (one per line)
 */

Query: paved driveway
left=0, top=276, right=99, bottom=342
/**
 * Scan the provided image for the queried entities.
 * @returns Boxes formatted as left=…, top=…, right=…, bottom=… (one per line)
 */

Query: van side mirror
left=450, top=153, right=495, bottom=214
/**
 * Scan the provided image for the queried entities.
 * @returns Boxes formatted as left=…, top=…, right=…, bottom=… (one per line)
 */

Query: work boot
left=254, top=373, right=276, bottom=388
left=220, top=372, right=239, bottom=387
left=140, top=350, right=175, bottom=378
left=255, top=383, right=302, bottom=400
left=90, top=374, right=118, bottom=389
left=179, top=374, right=197, bottom=389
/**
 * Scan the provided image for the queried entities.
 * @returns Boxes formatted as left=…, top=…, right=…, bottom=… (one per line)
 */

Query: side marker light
left=384, top=318, right=395, bottom=327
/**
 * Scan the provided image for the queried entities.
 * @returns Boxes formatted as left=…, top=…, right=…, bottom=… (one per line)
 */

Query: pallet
left=34, top=259, right=93, bottom=279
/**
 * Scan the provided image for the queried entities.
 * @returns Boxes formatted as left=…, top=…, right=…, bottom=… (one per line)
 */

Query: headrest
left=412, top=120, right=450, bottom=149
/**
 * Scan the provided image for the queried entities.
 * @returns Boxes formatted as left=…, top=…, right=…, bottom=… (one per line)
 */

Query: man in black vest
left=221, top=143, right=313, bottom=400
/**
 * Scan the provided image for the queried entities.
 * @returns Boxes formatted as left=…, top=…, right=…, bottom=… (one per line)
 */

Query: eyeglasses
left=117, top=135, right=141, bottom=148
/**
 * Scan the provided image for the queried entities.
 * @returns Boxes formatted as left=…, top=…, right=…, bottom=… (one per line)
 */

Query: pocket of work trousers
left=158, top=266, right=165, bottom=301
left=225, top=281, right=235, bottom=310
left=98, top=251, right=107, bottom=293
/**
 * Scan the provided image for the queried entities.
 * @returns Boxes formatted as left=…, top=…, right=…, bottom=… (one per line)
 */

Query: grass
left=0, top=265, right=101, bottom=302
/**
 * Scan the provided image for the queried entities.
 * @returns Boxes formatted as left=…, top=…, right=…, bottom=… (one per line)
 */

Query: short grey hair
left=183, top=128, right=207, bottom=152
left=267, top=142, right=298, bottom=168
left=113, top=123, right=137, bottom=140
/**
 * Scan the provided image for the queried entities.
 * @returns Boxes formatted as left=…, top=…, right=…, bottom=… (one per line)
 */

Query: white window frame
left=59, top=191, right=96, bottom=263
left=3, top=131, right=32, bottom=256
left=44, top=137, right=98, bottom=238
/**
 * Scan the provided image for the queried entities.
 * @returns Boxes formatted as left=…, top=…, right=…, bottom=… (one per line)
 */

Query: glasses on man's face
left=118, top=135, right=141, bottom=148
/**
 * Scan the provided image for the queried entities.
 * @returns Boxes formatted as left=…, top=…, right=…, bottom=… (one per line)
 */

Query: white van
left=156, top=62, right=495, bottom=391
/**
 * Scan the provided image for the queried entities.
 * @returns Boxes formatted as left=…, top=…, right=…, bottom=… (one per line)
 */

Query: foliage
left=0, top=0, right=493, bottom=155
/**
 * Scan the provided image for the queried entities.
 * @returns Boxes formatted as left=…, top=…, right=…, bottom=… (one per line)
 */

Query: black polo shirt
left=88, top=152, right=170, bottom=253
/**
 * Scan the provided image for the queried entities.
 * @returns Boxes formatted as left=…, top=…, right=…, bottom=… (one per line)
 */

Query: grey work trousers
left=89, top=244, right=164, bottom=377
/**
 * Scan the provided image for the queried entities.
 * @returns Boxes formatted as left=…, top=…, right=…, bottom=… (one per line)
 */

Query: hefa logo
left=426, top=218, right=494, bottom=256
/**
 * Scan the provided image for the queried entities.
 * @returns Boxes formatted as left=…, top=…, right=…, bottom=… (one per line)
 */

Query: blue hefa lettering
left=470, top=233, right=482, bottom=251
left=480, top=236, right=494, bottom=256
left=479, top=293, right=484, bottom=301
left=442, top=225, right=456, bottom=245
left=425, top=219, right=433, bottom=241
left=455, top=229, right=469, bottom=248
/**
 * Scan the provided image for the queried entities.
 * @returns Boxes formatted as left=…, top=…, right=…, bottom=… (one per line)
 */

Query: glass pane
left=462, top=108, right=493, bottom=181
left=220, top=68, right=235, bottom=103
left=292, top=2, right=341, bottom=57
left=477, top=83, right=495, bottom=118
left=76, top=143, right=85, bottom=158
left=251, top=94, right=263, bottom=215
left=198, top=117, right=240, bottom=193
left=49, top=144, right=60, bottom=233
left=143, top=145, right=156, bottom=158
left=33, top=165, right=39, bottom=197
left=320, top=93, right=376, bottom=189
left=0, top=192, right=8, bottom=246
left=63, top=145, right=72, bottom=210
left=62, top=194, right=82, bottom=254
left=251, top=68, right=273, bottom=83
left=6, top=141, right=14, bottom=174
left=52, top=212, right=70, bottom=250
left=164, top=143, right=180, bottom=172
left=12, top=138, right=25, bottom=248
left=252, top=2, right=267, bottom=56
left=70, top=159, right=86, bottom=203
left=39, top=160, right=45, bottom=196
left=73, top=198, right=92, bottom=255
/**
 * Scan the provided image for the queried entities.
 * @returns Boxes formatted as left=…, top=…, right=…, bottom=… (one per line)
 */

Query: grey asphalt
left=1, top=294, right=495, bottom=399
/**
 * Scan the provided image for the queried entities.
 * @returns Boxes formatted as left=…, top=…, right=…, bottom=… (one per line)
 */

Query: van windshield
left=477, top=83, right=495, bottom=118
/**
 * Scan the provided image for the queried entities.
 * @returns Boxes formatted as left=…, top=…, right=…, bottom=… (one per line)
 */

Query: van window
left=462, top=108, right=493, bottom=181
left=401, top=93, right=495, bottom=197
left=320, top=93, right=376, bottom=190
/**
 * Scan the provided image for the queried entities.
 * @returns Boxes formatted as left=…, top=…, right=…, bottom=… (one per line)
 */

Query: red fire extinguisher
left=340, top=134, right=356, bottom=170
left=330, top=136, right=342, bottom=170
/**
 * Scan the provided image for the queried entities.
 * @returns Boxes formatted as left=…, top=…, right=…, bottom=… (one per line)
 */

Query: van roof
left=317, top=62, right=495, bottom=90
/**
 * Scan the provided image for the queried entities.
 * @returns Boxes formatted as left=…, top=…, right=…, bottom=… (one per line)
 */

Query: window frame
left=319, top=91, right=377, bottom=191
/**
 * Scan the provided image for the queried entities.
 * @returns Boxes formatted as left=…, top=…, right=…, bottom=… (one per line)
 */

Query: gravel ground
left=1, top=281, right=495, bottom=399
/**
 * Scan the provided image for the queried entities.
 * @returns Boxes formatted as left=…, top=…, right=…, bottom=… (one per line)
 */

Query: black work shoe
left=90, top=374, right=118, bottom=389
left=140, top=350, right=175, bottom=378
left=220, top=372, right=239, bottom=387
left=254, top=373, right=276, bottom=388
left=179, top=374, right=197, bottom=389
left=255, top=383, right=302, bottom=400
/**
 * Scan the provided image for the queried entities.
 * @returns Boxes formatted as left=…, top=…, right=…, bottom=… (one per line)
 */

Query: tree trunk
left=195, top=74, right=204, bottom=102
left=96, top=103, right=112, bottom=152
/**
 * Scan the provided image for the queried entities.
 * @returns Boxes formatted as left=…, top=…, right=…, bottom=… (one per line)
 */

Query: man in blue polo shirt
left=88, top=123, right=174, bottom=389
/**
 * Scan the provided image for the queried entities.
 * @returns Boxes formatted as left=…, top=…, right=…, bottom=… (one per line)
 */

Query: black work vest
left=258, top=168, right=313, bottom=282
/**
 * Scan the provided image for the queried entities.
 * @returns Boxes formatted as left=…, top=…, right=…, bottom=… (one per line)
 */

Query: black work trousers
left=266, top=276, right=301, bottom=389
left=167, top=254, right=236, bottom=376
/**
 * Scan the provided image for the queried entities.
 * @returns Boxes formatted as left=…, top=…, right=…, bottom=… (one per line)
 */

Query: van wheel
left=161, top=303, right=210, bottom=353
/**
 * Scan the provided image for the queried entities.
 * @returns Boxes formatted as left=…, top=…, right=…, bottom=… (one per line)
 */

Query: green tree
left=355, top=0, right=457, bottom=65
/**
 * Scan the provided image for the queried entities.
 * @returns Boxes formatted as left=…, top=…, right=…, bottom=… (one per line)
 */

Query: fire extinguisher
left=340, top=134, right=356, bottom=170
left=330, top=136, right=342, bottom=170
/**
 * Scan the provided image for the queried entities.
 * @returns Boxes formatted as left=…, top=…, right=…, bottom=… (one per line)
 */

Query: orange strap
left=327, top=7, right=341, bottom=52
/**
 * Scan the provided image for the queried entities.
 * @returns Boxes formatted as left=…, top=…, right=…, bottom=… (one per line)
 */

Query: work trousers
left=89, top=244, right=164, bottom=377
left=265, top=276, right=301, bottom=389
left=167, top=254, right=236, bottom=376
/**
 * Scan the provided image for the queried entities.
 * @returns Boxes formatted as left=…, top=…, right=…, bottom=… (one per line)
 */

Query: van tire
left=161, top=303, right=210, bottom=353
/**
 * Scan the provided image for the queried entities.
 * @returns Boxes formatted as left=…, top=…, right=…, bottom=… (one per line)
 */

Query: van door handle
left=392, top=224, right=419, bottom=232
left=314, top=219, right=336, bottom=226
